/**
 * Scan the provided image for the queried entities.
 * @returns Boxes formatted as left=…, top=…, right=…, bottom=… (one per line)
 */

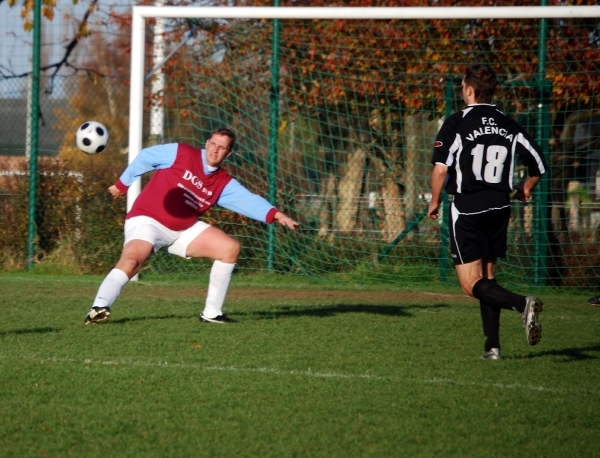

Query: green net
left=2, top=7, right=600, bottom=291
left=136, top=13, right=600, bottom=289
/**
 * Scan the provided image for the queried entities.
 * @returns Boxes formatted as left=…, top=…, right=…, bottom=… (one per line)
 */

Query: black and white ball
left=76, top=121, right=109, bottom=155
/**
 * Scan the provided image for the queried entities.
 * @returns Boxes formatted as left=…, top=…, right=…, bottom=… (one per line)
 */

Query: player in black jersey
left=427, top=64, right=547, bottom=360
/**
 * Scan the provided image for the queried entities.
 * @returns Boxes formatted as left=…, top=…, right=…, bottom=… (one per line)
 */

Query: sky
left=0, top=0, right=132, bottom=98
left=1, top=1, right=89, bottom=74
left=0, top=0, right=220, bottom=98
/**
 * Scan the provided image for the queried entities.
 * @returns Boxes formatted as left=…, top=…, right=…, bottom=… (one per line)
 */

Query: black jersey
left=431, top=104, right=546, bottom=195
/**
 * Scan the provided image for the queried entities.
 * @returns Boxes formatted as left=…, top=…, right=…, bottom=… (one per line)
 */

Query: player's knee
left=117, top=256, right=144, bottom=278
left=459, top=281, right=475, bottom=298
left=228, top=239, right=241, bottom=261
left=219, top=238, right=240, bottom=263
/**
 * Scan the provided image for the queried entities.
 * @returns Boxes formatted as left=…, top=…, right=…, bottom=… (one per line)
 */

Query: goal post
left=127, top=5, right=600, bottom=289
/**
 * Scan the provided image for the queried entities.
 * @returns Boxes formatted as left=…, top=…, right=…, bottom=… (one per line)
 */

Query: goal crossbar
left=132, top=6, right=600, bottom=20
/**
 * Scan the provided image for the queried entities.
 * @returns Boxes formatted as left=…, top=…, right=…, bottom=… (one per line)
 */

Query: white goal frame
left=128, top=5, right=600, bottom=211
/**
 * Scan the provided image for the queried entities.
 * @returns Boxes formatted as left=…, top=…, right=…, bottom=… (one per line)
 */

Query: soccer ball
left=76, top=121, right=109, bottom=155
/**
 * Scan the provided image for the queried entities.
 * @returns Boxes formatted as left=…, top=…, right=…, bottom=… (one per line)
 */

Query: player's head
left=205, top=127, right=236, bottom=167
left=210, top=127, right=236, bottom=152
left=463, top=65, right=498, bottom=104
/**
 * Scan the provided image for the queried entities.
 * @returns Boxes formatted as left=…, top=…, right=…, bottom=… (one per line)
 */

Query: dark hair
left=464, top=65, right=498, bottom=104
left=210, top=127, right=236, bottom=151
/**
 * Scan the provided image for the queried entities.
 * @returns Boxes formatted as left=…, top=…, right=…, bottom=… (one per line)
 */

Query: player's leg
left=451, top=197, right=501, bottom=356
left=480, top=300, right=501, bottom=358
left=184, top=226, right=240, bottom=263
left=98, top=240, right=154, bottom=300
left=168, top=223, right=240, bottom=323
left=85, top=216, right=175, bottom=324
left=479, top=260, right=502, bottom=358
left=451, top=192, right=542, bottom=350
left=468, top=264, right=543, bottom=346
left=189, top=227, right=240, bottom=322
left=453, top=259, right=502, bottom=358
left=452, top=196, right=528, bottom=312
left=453, top=258, right=484, bottom=297
left=455, top=260, right=525, bottom=311
left=85, top=240, right=153, bottom=324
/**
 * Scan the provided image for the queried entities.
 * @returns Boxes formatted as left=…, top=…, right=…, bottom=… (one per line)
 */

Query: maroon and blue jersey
left=115, top=143, right=278, bottom=231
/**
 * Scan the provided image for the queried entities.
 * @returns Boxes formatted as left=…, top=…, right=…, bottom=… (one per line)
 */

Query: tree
left=4, top=0, right=63, bottom=31
left=3, top=0, right=113, bottom=86
left=55, top=28, right=130, bottom=167
left=259, top=0, right=600, bottom=244
left=87, top=0, right=600, bottom=248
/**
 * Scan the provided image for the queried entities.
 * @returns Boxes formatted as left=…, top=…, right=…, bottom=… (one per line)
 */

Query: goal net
left=129, top=4, right=600, bottom=289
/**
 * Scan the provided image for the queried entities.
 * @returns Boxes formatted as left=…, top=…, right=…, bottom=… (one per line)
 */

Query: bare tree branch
left=0, top=0, right=102, bottom=92
left=44, top=0, right=101, bottom=93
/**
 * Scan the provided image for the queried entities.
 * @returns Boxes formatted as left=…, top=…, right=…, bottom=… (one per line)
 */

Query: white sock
left=92, top=268, right=130, bottom=309
left=202, top=261, right=235, bottom=318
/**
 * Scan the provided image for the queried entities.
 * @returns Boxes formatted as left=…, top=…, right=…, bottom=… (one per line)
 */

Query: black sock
left=472, top=278, right=526, bottom=313
left=480, top=300, right=501, bottom=351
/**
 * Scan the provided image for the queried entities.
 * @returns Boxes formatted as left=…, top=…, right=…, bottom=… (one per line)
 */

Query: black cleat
left=199, top=313, right=235, bottom=324
left=588, top=295, right=600, bottom=306
left=85, top=307, right=111, bottom=324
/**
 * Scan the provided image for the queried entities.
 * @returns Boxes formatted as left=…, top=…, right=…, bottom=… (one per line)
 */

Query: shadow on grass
left=520, top=344, right=600, bottom=361
left=240, top=303, right=450, bottom=320
left=0, top=327, right=61, bottom=336
left=110, top=314, right=194, bottom=325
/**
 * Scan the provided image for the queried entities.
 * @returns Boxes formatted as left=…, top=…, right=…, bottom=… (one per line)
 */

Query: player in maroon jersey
left=428, top=65, right=547, bottom=359
left=85, top=127, right=298, bottom=324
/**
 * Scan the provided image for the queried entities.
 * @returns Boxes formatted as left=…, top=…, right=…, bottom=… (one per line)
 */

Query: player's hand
left=274, top=212, right=299, bottom=230
left=512, top=182, right=528, bottom=202
left=108, top=185, right=124, bottom=199
left=428, top=201, right=441, bottom=219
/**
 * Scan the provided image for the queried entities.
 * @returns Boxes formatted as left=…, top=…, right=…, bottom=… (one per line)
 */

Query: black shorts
left=449, top=190, right=511, bottom=265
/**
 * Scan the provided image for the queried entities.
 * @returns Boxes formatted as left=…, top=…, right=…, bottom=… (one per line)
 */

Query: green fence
left=1, top=8, right=600, bottom=291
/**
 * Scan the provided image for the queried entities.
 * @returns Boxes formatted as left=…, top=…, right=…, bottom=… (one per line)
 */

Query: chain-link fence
left=2, top=3, right=600, bottom=292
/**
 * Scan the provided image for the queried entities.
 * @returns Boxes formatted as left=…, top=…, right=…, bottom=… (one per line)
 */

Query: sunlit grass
left=1, top=273, right=599, bottom=457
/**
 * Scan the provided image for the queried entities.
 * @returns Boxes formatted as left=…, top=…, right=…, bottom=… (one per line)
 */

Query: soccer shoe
left=84, top=307, right=111, bottom=324
left=522, top=297, right=543, bottom=346
left=481, top=348, right=502, bottom=360
left=588, top=295, right=600, bottom=306
left=199, top=313, right=235, bottom=323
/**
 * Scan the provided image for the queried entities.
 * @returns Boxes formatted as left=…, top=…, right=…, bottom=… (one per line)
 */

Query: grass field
left=1, top=272, right=599, bottom=457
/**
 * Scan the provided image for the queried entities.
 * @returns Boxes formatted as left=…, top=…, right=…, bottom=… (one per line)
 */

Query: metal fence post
left=26, top=0, right=42, bottom=270
left=533, top=0, right=550, bottom=285
left=440, top=78, right=454, bottom=283
left=267, top=0, right=281, bottom=271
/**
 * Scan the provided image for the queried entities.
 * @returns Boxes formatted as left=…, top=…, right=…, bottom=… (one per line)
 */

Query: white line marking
left=0, top=353, right=597, bottom=397
left=421, top=292, right=463, bottom=298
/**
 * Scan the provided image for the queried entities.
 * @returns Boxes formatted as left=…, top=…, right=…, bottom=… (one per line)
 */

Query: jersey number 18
left=471, top=144, right=508, bottom=184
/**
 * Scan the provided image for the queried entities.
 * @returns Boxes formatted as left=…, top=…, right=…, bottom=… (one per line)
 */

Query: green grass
left=1, top=273, right=599, bottom=457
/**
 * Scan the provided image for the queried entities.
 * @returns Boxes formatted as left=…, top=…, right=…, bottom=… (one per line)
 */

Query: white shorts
left=124, top=216, right=211, bottom=259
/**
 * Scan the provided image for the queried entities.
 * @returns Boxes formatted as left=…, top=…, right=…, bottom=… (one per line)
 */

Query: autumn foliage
left=4, top=0, right=600, bottom=284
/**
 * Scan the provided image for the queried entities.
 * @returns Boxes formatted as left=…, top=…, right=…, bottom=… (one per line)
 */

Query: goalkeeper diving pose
left=85, top=127, right=298, bottom=324
left=427, top=65, right=547, bottom=360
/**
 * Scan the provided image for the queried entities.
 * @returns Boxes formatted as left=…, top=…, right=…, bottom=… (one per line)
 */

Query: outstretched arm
left=218, top=179, right=299, bottom=229
left=112, top=143, right=179, bottom=194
